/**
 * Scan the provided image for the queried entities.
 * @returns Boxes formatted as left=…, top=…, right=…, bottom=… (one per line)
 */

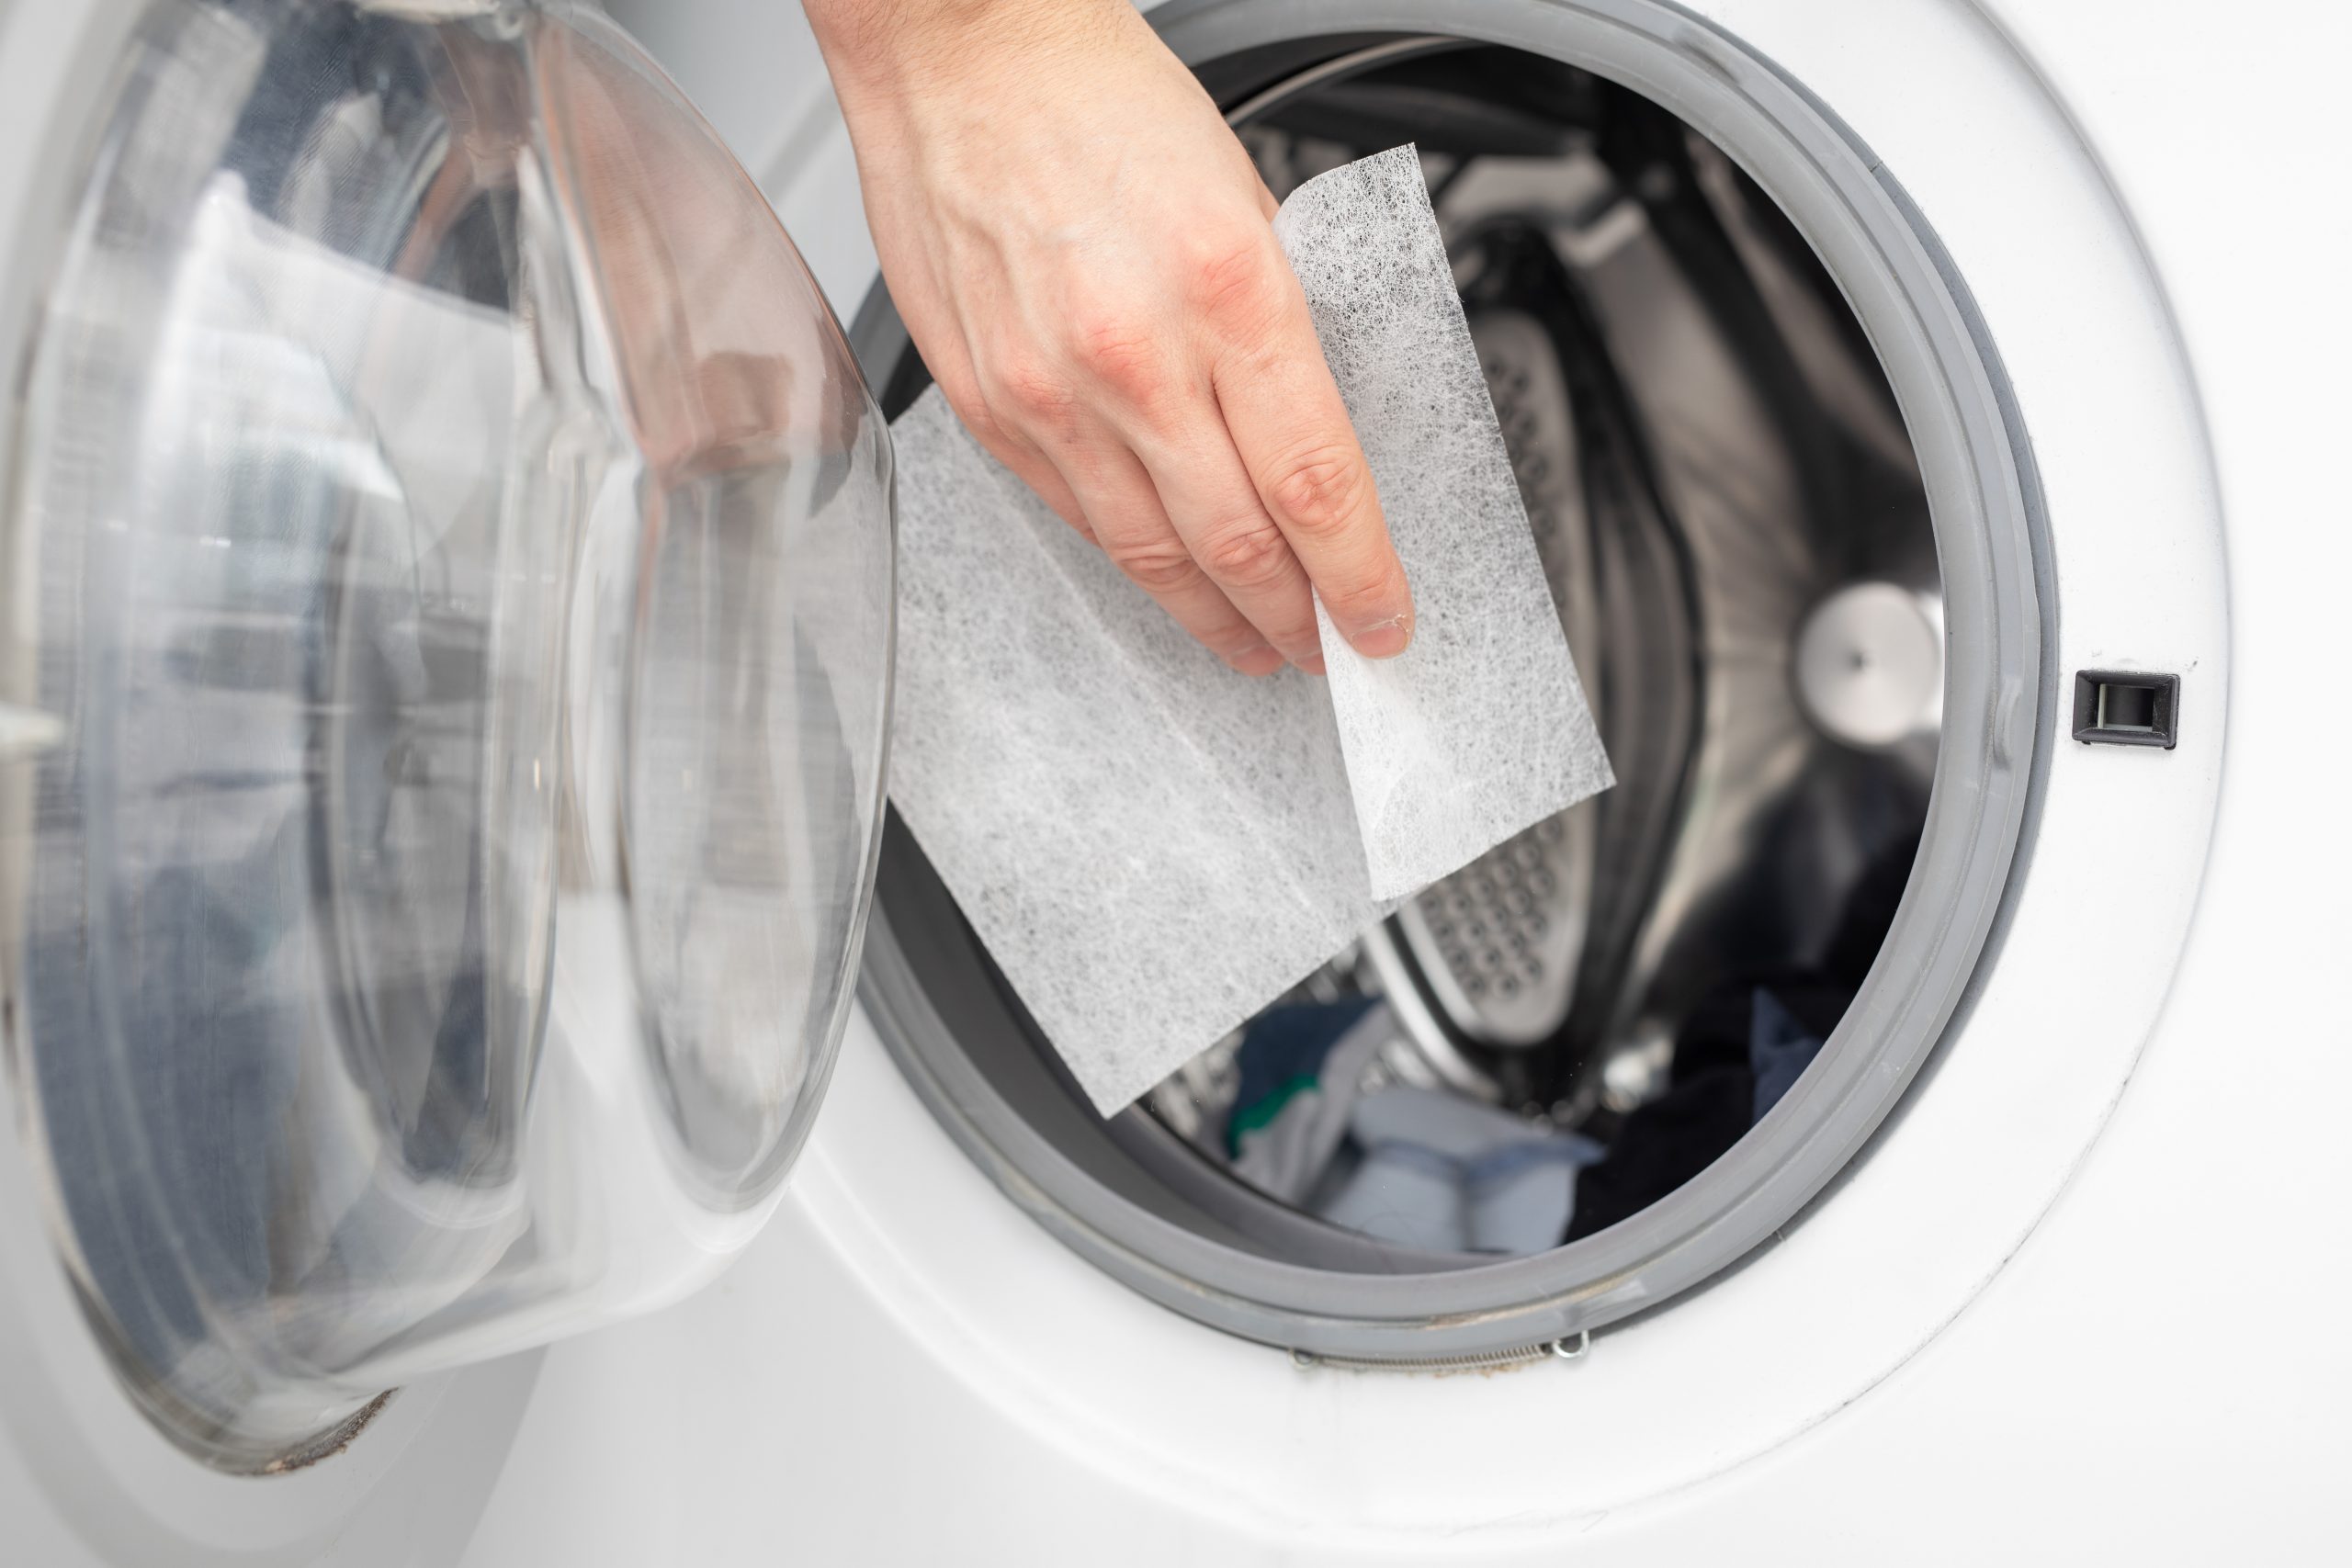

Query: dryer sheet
left=888, top=146, right=1611, bottom=1114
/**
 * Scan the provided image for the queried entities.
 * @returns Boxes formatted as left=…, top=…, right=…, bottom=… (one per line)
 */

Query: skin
left=805, top=0, right=1415, bottom=676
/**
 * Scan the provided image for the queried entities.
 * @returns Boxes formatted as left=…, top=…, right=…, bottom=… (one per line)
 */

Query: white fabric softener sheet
left=889, top=145, right=1611, bottom=1114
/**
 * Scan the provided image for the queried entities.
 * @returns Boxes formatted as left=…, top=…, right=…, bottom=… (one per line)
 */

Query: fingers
left=1046, top=426, right=1285, bottom=677
left=944, top=337, right=1281, bottom=675
left=1202, top=240, right=1414, bottom=660
left=1118, top=402, right=1327, bottom=673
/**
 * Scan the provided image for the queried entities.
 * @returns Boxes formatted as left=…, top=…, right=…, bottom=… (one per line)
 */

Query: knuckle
left=1182, top=231, right=1281, bottom=329
left=1317, top=568, right=1397, bottom=622
left=1200, top=518, right=1295, bottom=590
left=1106, top=542, right=1204, bottom=595
left=1068, top=310, right=1168, bottom=404
left=989, top=356, right=1077, bottom=429
left=934, top=373, right=1000, bottom=441
left=1263, top=446, right=1370, bottom=541
left=1210, top=627, right=1269, bottom=660
left=962, top=411, right=1015, bottom=457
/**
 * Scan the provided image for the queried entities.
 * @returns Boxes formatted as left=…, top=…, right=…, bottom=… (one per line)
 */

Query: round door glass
left=0, top=0, right=891, bottom=1469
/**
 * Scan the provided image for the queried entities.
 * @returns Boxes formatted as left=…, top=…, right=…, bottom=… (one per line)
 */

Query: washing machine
left=1, top=0, right=2344, bottom=1562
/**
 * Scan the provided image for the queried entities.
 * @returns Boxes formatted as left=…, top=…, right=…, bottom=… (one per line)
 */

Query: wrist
left=805, top=0, right=1129, bottom=107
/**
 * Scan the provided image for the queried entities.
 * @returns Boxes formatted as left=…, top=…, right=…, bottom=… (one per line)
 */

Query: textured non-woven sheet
left=888, top=145, right=1609, bottom=1114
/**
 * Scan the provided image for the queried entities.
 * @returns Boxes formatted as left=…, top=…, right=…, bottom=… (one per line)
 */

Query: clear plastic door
left=0, top=0, right=892, bottom=1469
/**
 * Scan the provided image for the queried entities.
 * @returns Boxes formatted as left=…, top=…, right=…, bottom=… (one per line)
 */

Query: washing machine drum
left=0, top=0, right=891, bottom=1468
left=857, top=26, right=2041, bottom=1364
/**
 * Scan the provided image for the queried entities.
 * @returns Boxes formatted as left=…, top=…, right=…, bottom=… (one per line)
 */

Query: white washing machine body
left=3, top=0, right=2346, bottom=1562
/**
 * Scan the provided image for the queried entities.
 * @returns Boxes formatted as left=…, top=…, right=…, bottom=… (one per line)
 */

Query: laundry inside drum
left=865, top=41, right=1945, bottom=1275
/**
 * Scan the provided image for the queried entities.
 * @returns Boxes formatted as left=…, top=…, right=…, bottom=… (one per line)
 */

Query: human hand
left=807, top=0, right=1413, bottom=675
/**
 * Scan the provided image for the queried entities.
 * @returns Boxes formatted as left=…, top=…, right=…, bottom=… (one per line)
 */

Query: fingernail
left=1226, top=643, right=1283, bottom=676
left=1348, top=614, right=1412, bottom=660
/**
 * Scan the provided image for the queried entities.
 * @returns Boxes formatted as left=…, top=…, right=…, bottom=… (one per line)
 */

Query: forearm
left=804, top=0, right=1131, bottom=111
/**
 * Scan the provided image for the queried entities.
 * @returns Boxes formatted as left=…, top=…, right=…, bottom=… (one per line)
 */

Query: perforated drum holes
left=2073, top=671, right=2179, bottom=750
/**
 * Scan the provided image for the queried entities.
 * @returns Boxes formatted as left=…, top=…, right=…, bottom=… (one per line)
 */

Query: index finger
left=1209, top=283, right=1413, bottom=660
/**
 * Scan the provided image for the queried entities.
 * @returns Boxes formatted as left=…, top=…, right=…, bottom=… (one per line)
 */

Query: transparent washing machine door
left=0, top=0, right=893, bottom=1469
